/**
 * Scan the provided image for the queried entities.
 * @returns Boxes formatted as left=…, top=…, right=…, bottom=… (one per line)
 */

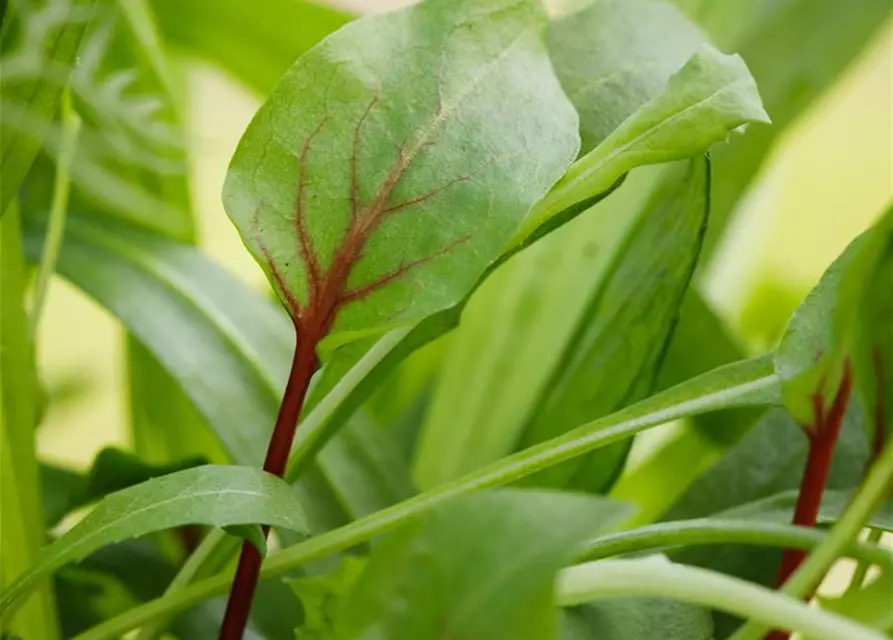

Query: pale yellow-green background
left=36, top=3, right=893, bottom=477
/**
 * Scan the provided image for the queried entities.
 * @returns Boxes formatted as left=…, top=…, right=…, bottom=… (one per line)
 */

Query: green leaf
left=316, top=413, right=416, bottom=521
left=39, top=448, right=206, bottom=528
left=414, top=164, right=661, bottom=488
left=0, top=0, right=98, bottom=218
left=674, top=0, right=893, bottom=256
left=524, top=158, right=711, bottom=492
left=852, top=206, right=893, bottom=453
left=224, top=0, right=579, bottom=351
left=0, top=205, right=59, bottom=640
left=332, top=490, right=631, bottom=640
left=416, top=158, right=710, bottom=492
left=287, top=556, right=365, bottom=640
left=0, top=465, right=309, bottom=619
left=149, top=0, right=350, bottom=95
left=547, top=0, right=706, bottom=155
left=608, top=294, right=761, bottom=524
left=67, top=356, right=782, bottom=640
left=515, top=44, right=768, bottom=243
left=563, top=599, right=713, bottom=640
left=774, top=217, right=891, bottom=424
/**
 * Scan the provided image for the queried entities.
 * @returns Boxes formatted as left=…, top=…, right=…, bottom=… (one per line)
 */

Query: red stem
left=218, top=332, right=318, bottom=640
left=767, top=361, right=852, bottom=640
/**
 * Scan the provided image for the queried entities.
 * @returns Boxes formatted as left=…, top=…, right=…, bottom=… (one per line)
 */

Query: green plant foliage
left=225, top=0, right=579, bottom=350
left=673, top=0, right=893, bottom=254
left=523, top=158, right=710, bottom=492
left=287, top=557, right=365, bottom=640
left=330, top=490, right=630, bottom=640
left=1, top=465, right=309, bottom=618
left=0, top=0, right=98, bottom=218
left=665, top=407, right=871, bottom=637
left=774, top=213, right=892, bottom=423
left=1, top=206, right=59, bottom=640
left=5, top=0, right=891, bottom=638
left=39, top=448, right=206, bottom=528
left=547, top=0, right=706, bottom=155
left=416, top=158, right=711, bottom=491
left=518, top=44, right=768, bottom=241
left=563, top=599, right=714, bottom=640
left=149, top=0, right=350, bottom=95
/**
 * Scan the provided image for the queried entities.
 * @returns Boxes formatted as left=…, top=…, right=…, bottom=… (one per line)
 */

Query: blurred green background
left=34, top=1, right=892, bottom=471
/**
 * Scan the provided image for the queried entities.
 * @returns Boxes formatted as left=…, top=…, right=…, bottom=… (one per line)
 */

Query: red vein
left=221, top=93, right=477, bottom=640
left=260, top=244, right=300, bottom=319
left=351, top=94, right=380, bottom=221
left=295, top=116, right=329, bottom=302
left=383, top=173, right=473, bottom=215
left=337, top=235, right=471, bottom=308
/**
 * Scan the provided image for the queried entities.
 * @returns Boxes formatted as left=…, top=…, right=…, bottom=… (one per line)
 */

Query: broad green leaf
left=515, top=44, right=769, bottom=243
left=0, top=206, right=59, bottom=640
left=332, top=490, right=631, bottom=640
left=0, top=0, right=98, bottom=218
left=39, top=448, right=206, bottom=528
left=53, top=356, right=781, bottom=640
left=0, top=465, right=309, bottom=619
left=288, top=556, right=365, bottom=640
left=610, top=294, right=763, bottom=524
left=547, top=0, right=706, bottom=154
left=414, top=164, right=662, bottom=489
left=283, top=8, right=765, bottom=477
left=149, top=0, right=350, bottom=95
left=672, top=0, right=893, bottom=255
left=225, top=0, right=579, bottom=351
left=852, top=206, right=893, bottom=454
left=774, top=218, right=891, bottom=424
left=563, top=599, right=713, bottom=640
left=521, top=158, right=711, bottom=492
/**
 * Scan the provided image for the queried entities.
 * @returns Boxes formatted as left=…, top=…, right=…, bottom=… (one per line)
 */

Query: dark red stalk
left=767, top=360, right=853, bottom=640
left=218, top=335, right=318, bottom=640
left=218, top=97, right=473, bottom=639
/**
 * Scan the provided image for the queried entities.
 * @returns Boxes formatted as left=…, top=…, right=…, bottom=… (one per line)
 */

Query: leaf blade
left=1, top=465, right=309, bottom=618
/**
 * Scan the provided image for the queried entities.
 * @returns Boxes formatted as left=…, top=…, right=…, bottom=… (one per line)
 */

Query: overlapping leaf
left=224, top=0, right=579, bottom=351
left=330, top=490, right=631, bottom=640
left=1, top=466, right=309, bottom=618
